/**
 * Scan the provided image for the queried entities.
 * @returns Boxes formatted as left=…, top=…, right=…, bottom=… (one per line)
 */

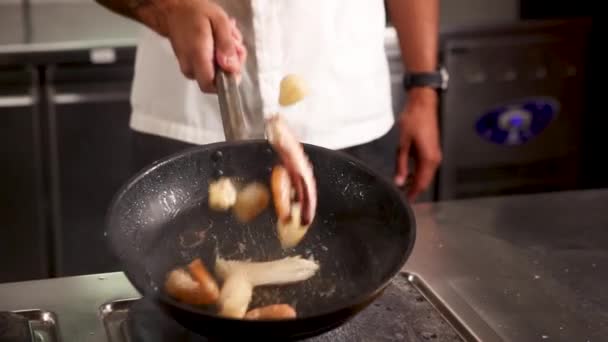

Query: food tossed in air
left=266, top=116, right=317, bottom=248
left=164, top=259, right=219, bottom=306
left=271, top=165, right=311, bottom=248
left=279, top=74, right=309, bottom=106
left=208, top=177, right=237, bottom=211
left=245, top=304, right=297, bottom=320
left=215, top=255, right=319, bottom=318
left=207, top=73, right=316, bottom=247
left=269, top=73, right=316, bottom=229
left=265, top=115, right=317, bottom=227
left=233, top=182, right=270, bottom=223
left=270, top=165, right=292, bottom=222
left=182, top=73, right=318, bottom=318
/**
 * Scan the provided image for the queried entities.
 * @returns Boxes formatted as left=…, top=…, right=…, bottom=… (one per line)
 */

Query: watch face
left=440, top=67, right=449, bottom=90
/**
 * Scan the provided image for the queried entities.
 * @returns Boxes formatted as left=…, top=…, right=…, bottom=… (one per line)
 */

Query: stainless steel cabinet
left=47, top=60, right=135, bottom=276
left=437, top=20, right=591, bottom=200
left=0, top=66, right=49, bottom=282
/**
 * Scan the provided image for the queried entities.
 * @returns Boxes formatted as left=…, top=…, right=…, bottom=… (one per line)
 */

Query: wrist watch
left=402, top=67, right=449, bottom=92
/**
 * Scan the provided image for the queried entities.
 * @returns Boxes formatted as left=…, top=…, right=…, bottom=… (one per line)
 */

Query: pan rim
left=105, top=139, right=416, bottom=326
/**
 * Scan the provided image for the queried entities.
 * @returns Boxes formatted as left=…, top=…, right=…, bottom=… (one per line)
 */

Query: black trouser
left=339, top=124, right=399, bottom=182
left=132, top=124, right=399, bottom=182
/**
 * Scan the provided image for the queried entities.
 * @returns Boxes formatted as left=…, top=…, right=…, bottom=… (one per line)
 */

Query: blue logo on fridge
left=474, top=97, right=559, bottom=145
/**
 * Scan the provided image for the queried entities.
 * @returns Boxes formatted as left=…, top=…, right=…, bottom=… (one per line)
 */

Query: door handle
left=0, top=95, right=36, bottom=108
left=52, top=92, right=129, bottom=104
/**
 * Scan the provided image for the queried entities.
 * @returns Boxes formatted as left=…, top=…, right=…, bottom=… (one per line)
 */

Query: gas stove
left=1, top=272, right=465, bottom=342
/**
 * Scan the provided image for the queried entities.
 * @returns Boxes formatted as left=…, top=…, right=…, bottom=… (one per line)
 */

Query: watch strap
left=403, top=68, right=449, bottom=91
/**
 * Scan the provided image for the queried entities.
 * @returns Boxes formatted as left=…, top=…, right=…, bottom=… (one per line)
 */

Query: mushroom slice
left=233, top=182, right=270, bottom=223
left=217, top=273, right=253, bottom=319
left=279, top=74, right=309, bottom=106
left=214, top=255, right=319, bottom=319
left=208, top=177, right=237, bottom=211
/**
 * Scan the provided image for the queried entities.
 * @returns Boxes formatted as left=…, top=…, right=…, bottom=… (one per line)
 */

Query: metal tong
left=215, top=68, right=264, bottom=141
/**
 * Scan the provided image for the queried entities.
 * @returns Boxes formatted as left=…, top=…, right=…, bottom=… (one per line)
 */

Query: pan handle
left=215, top=67, right=265, bottom=141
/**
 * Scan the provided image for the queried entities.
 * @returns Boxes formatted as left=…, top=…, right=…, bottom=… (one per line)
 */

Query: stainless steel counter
left=1, top=189, right=606, bottom=341
left=406, top=189, right=608, bottom=341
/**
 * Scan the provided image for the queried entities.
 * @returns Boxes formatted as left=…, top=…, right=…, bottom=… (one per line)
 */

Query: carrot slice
left=187, top=258, right=220, bottom=305
left=245, top=304, right=297, bottom=320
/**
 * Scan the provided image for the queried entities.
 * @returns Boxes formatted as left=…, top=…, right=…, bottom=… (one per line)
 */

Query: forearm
left=94, top=0, right=165, bottom=35
left=386, top=0, right=439, bottom=73
left=94, top=0, right=140, bottom=21
left=387, top=0, right=439, bottom=105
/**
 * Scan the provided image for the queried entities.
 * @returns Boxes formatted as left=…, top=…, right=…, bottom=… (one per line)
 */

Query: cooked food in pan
left=165, top=255, right=319, bottom=320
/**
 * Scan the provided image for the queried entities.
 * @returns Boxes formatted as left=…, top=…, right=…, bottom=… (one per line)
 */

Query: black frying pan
left=105, top=139, right=416, bottom=340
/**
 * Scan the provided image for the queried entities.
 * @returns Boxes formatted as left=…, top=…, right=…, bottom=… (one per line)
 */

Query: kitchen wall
left=440, top=0, right=519, bottom=29
left=385, top=0, right=520, bottom=29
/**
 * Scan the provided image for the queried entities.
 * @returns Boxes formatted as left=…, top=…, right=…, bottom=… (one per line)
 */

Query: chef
left=95, top=0, right=443, bottom=201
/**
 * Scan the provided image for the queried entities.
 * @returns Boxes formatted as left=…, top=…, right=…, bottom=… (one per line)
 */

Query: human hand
left=136, top=0, right=247, bottom=92
left=394, top=87, right=442, bottom=201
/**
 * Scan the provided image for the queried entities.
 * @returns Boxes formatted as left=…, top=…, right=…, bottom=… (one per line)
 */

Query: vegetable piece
left=215, top=255, right=319, bottom=287
left=233, top=182, right=270, bottom=222
left=279, top=74, right=309, bottom=106
left=245, top=304, right=297, bottom=320
left=277, top=203, right=311, bottom=249
left=208, top=177, right=237, bottom=211
left=215, top=256, right=319, bottom=319
left=164, top=268, right=207, bottom=305
left=265, top=115, right=317, bottom=226
left=217, top=273, right=253, bottom=319
left=270, top=165, right=292, bottom=222
left=187, top=258, right=220, bottom=305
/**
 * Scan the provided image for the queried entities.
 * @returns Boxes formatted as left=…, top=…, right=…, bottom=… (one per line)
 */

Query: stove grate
left=100, top=273, right=464, bottom=342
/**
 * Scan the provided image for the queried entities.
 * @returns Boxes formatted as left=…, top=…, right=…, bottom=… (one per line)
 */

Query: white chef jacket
left=129, top=0, right=394, bottom=150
